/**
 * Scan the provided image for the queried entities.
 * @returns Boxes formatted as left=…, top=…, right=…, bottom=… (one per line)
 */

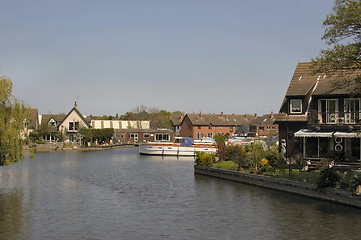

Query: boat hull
left=139, top=144, right=217, bottom=156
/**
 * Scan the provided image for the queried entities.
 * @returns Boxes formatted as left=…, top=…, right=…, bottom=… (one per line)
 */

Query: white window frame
left=68, top=121, right=79, bottom=131
left=318, top=99, right=338, bottom=124
left=344, top=98, right=360, bottom=124
left=155, top=134, right=170, bottom=141
left=290, top=99, right=302, bottom=114
left=49, top=118, right=56, bottom=127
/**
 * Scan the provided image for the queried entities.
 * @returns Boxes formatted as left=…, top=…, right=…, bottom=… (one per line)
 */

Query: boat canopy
left=181, top=137, right=194, bottom=146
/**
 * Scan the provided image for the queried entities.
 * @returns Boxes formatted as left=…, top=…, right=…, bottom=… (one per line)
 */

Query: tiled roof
left=40, top=114, right=66, bottom=132
left=275, top=114, right=307, bottom=122
left=285, top=62, right=361, bottom=97
left=252, top=114, right=279, bottom=125
left=186, top=113, right=249, bottom=126
left=285, top=62, right=318, bottom=96
left=171, top=117, right=183, bottom=126
left=41, top=114, right=66, bottom=125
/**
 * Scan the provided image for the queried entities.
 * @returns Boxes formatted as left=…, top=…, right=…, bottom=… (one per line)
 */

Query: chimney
left=270, top=111, right=274, bottom=118
left=220, top=112, right=224, bottom=117
left=254, top=113, right=257, bottom=118
left=74, top=102, right=78, bottom=108
left=200, top=111, right=202, bottom=118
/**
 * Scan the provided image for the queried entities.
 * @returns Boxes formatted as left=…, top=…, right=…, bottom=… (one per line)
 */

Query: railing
left=308, top=110, right=361, bottom=124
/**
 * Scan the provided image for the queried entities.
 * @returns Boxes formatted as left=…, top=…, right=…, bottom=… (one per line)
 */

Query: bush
left=195, top=152, right=216, bottom=167
left=35, top=140, right=45, bottom=144
left=338, top=170, right=361, bottom=192
left=317, top=168, right=340, bottom=188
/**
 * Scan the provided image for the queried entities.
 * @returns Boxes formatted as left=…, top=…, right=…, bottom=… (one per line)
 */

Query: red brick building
left=179, top=112, right=250, bottom=139
left=251, top=112, right=279, bottom=137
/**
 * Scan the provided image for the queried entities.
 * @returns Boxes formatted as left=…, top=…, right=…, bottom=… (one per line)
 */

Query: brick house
left=276, top=62, right=361, bottom=162
left=113, top=129, right=174, bottom=144
left=170, top=114, right=183, bottom=136
left=251, top=112, right=279, bottom=138
left=179, top=112, right=250, bottom=139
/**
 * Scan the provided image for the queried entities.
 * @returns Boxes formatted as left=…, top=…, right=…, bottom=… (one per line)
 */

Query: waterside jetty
left=194, top=165, right=361, bottom=209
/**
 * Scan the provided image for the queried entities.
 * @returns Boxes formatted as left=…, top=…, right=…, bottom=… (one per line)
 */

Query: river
left=0, top=147, right=361, bottom=239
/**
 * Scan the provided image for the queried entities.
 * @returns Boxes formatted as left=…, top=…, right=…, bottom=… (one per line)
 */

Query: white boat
left=139, top=137, right=217, bottom=156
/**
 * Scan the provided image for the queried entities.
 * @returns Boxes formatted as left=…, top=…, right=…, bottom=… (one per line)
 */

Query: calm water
left=1, top=147, right=361, bottom=240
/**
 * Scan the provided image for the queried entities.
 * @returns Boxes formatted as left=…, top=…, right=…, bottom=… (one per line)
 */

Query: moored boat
left=139, top=137, right=217, bottom=156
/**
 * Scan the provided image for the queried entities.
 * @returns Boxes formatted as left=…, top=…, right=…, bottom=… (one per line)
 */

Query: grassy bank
left=212, top=161, right=321, bottom=184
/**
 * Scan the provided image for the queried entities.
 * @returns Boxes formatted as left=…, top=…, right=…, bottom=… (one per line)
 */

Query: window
left=130, top=133, right=138, bottom=138
left=220, top=126, right=223, bottom=130
left=319, top=99, right=338, bottom=124
left=230, top=126, right=233, bottom=132
left=290, top=99, right=302, bottom=113
left=49, top=119, right=56, bottom=127
left=196, top=132, right=202, bottom=139
left=155, top=134, right=170, bottom=141
left=143, top=133, right=150, bottom=138
left=198, top=126, right=201, bottom=129
left=69, top=121, right=79, bottom=131
left=344, top=98, right=360, bottom=124
left=207, top=133, right=213, bottom=138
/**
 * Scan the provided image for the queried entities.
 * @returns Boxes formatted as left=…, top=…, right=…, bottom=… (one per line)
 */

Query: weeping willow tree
left=0, top=75, right=29, bottom=166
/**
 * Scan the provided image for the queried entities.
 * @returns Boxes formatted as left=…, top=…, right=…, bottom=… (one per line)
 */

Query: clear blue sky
left=0, top=0, right=335, bottom=116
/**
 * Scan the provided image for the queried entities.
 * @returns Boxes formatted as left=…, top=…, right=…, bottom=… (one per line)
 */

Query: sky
left=0, top=0, right=336, bottom=116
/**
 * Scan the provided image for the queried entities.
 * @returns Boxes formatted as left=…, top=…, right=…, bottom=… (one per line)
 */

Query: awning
left=334, top=131, right=361, bottom=138
left=294, top=129, right=333, bottom=138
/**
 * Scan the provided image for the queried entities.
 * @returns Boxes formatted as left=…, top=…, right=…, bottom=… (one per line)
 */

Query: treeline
left=90, top=105, right=184, bottom=129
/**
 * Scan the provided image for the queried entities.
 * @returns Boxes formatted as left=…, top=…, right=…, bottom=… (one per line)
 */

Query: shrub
left=316, top=158, right=333, bottom=170
left=317, top=168, right=340, bottom=188
left=338, top=170, right=361, bottom=192
left=195, top=152, right=216, bottom=167
left=292, top=153, right=306, bottom=176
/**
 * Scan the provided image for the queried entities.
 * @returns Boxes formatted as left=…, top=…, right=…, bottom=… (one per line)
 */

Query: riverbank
left=23, top=143, right=137, bottom=152
left=194, top=165, right=361, bottom=209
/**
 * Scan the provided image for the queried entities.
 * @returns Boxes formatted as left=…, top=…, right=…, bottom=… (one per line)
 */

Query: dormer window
left=49, top=118, right=56, bottom=127
left=290, top=99, right=302, bottom=114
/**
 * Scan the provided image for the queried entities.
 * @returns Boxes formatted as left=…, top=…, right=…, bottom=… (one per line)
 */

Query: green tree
left=245, top=142, right=265, bottom=172
left=228, top=145, right=246, bottom=171
left=0, top=76, right=29, bottom=166
left=55, top=132, right=65, bottom=142
left=214, top=134, right=227, bottom=146
left=292, top=153, right=307, bottom=177
left=38, top=122, right=49, bottom=140
left=317, top=168, right=340, bottom=189
left=311, top=0, right=361, bottom=94
left=265, top=144, right=286, bottom=175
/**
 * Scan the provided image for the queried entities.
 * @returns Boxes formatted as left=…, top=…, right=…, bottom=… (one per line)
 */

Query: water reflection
left=0, top=148, right=361, bottom=240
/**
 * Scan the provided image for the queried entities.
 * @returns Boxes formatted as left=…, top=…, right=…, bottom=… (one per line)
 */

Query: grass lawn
left=212, top=161, right=321, bottom=184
